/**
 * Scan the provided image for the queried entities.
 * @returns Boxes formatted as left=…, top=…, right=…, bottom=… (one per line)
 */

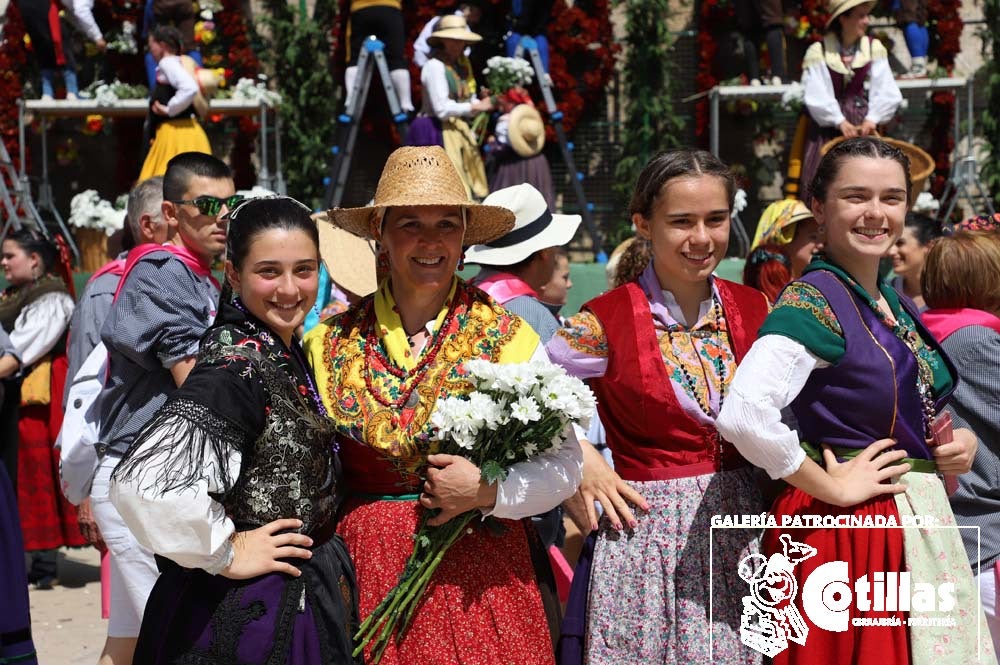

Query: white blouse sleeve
left=866, top=57, right=903, bottom=124
left=483, top=343, right=584, bottom=520
left=802, top=62, right=846, bottom=128
left=70, top=0, right=103, bottom=42
left=716, top=334, right=831, bottom=480
left=420, top=59, right=472, bottom=119
left=158, top=55, right=200, bottom=117
left=109, top=423, right=242, bottom=574
left=10, top=292, right=74, bottom=367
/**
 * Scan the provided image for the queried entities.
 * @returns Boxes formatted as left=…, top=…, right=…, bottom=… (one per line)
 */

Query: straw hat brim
left=464, top=212, right=581, bottom=266
left=820, top=135, right=935, bottom=202
left=428, top=29, right=483, bottom=46
left=828, top=0, right=877, bottom=24
left=508, top=105, right=545, bottom=158
left=314, top=212, right=378, bottom=297
left=327, top=202, right=515, bottom=247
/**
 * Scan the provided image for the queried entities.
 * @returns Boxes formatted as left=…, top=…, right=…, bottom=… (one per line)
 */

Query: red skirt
left=17, top=355, right=85, bottom=551
left=338, top=496, right=555, bottom=665
left=762, top=486, right=910, bottom=665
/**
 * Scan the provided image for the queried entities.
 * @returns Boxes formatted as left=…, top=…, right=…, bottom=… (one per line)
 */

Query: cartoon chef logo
left=738, top=534, right=817, bottom=658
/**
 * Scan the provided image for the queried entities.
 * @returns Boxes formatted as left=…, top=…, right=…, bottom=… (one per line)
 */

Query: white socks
left=390, top=68, right=414, bottom=112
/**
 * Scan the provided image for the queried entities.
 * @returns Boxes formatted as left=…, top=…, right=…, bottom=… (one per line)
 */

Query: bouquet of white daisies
left=354, top=359, right=594, bottom=662
left=482, top=56, right=534, bottom=94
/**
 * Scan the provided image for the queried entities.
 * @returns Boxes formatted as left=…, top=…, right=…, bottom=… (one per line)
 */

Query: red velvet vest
left=585, top=279, right=769, bottom=481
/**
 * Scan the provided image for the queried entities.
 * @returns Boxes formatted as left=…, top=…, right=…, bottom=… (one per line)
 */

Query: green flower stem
left=397, top=514, right=474, bottom=634
left=354, top=512, right=476, bottom=663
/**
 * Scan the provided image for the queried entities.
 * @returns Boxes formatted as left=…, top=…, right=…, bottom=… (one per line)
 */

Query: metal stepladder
left=939, top=80, right=995, bottom=222
left=325, top=37, right=410, bottom=208
left=0, top=136, right=49, bottom=243
left=513, top=35, right=603, bottom=261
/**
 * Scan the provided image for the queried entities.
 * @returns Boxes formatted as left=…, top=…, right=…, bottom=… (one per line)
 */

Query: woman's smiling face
left=812, top=156, right=907, bottom=265
left=380, top=205, right=465, bottom=295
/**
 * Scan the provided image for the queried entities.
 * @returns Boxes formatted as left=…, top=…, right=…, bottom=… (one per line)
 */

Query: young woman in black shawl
left=110, top=196, right=358, bottom=664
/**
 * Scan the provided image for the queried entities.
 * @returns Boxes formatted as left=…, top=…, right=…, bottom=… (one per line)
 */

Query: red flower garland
left=0, top=1, right=29, bottom=189
left=927, top=0, right=963, bottom=198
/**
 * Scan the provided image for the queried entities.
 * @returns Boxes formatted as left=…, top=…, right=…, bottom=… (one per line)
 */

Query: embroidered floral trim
left=557, top=310, right=609, bottom=358
left=774, top=282, right=843, bottom=337
left=320, top=284, right=525, bottom=475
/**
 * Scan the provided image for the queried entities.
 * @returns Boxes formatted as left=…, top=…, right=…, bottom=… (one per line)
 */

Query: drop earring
left=457, top=251, right=465, bottom=271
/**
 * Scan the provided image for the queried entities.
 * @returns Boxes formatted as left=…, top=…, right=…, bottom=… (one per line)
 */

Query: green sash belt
left=800, top=441, right=938, bottom=474
left=353, top=492, right=421, bottom=502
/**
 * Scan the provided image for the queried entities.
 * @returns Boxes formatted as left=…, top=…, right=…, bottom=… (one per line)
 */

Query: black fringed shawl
left=113, top=299, right=339, bottom=535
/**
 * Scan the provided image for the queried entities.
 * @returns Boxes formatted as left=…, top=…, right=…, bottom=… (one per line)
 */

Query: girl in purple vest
left=546, top=149, right=770, bottom=663
left=718, top=137, right=994, bottom=664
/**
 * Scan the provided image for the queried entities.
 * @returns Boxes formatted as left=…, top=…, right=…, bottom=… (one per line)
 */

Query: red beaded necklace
left=362, top=295, right=461, bottom=409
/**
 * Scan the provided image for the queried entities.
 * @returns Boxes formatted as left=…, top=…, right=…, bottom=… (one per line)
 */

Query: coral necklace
left=363, top=298, right=459, bottom=409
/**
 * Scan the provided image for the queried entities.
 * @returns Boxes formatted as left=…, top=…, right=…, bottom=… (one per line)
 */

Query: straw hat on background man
left=464, top=184, right=580, bottom=266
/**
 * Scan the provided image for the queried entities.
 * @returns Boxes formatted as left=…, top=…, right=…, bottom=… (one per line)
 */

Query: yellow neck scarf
left=373, top=277, right=458, bottom=372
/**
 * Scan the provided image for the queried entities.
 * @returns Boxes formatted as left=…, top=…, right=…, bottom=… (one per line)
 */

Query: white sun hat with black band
left=464, top=184, right=582, bottom=266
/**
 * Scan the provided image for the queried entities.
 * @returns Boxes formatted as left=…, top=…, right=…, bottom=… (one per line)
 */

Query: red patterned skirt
left=337, top=495, right=556, bottom=665
left=17, top=354, right=85, bottom=551
left=762, top=486, right=910, bottom=665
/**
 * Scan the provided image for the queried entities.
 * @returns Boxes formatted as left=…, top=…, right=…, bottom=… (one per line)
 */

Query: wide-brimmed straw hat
left=313, top=213, right=378, bottom=297
left=464, top=184, right=581, bottom=266
left=827, top=0, right=877, bottom=24
left=508, top=104, right=545, bottom=158
left=323, top=146, right=514, bottom=246
left=179, top=55, right=219, bottom=119
left=427, top=14, right=482, bottom=47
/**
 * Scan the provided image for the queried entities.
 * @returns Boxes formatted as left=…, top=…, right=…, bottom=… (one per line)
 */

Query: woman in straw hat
left=304, top=146, right=582, bottom=664
left=487, top=90, right=556, bottom=209
left=743, top=199, right=824, bottom=302
left=110, top=197, right=359, bottom=664
left=139, top=24, right=212, bottom=181
left=407, top=15, right=494, bottom=200
left=785, top=0, right=902, bottom=198
left=546, top=149, right=769, bottom=664
left=719, top=137, right=993, bottom=664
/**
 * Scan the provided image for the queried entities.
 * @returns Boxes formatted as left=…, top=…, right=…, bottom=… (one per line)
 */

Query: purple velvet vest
left=791, top=270, right=955, bottom=461
left=825, top=39, right=872, bottom=124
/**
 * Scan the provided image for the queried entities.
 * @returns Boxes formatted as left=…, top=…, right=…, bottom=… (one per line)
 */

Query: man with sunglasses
left=89, top=152, right=235, bottom=665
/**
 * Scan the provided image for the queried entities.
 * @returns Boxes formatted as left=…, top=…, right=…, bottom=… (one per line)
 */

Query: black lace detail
left=207, top=344, right=338, bottom=534
left=112, top=399, right=250, bottom=497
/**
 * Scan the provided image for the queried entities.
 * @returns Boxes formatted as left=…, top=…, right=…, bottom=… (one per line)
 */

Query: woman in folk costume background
left=0, top=229, right=83, bottom=590
left=743, top=199, right=824, bottom=303
left=718, top=137, right=994, bottom=664
left=921, top=232, right=1000, bottom=656
left=785, top=0, right=902, bottom=198
left=111, top=197, right=358, bottom=664
left=408, top=15, right=494, bottom=200
left=486, top=89, right=556, bottom=209
left=546, top=149, right=770, bottom=664
left=139, top=24, right=213, bottom=180
left=304, top=146, right=582, bottom=664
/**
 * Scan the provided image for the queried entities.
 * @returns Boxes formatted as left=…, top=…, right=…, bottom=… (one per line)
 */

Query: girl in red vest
left=546, top=150, right=769, bottom=663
